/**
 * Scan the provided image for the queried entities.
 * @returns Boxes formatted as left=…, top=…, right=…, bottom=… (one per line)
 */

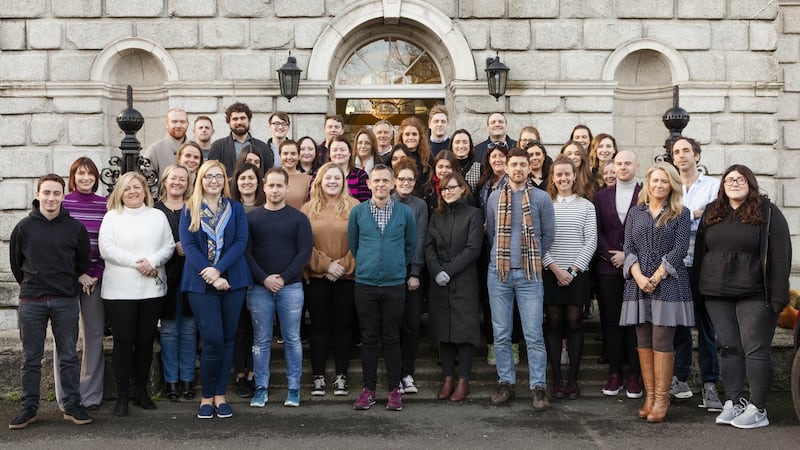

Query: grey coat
left=425, top=198, right=483, bottom=345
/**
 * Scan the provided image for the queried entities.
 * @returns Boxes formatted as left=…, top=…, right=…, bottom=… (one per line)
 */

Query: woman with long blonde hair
left=301, top=162, right=360, bottom=396
left=179, top=160, right=251, bottom=419
left=620, top=162, right=693, bottom=424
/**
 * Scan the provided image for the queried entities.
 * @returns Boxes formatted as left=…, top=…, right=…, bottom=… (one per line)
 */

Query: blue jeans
left=487, top=267, right=547, bottom=390
left=188, top=288, right=246, bottom=398
left=18, top=297, right=80, bottom=410
left=160, top=293, right=197, bottom=383
left=247, top=283, right=304, bottom=390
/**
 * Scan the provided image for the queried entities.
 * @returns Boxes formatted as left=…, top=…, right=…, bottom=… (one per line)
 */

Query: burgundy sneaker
left=352, top=387, right=376, bottom=410
left=551, top=382, right=566, bottom=400
left=602, top=373, right=623, bottom=396
left=386, top=387, right=403, bottom=411
left=626, top=374, right=643, bottom=399
left=565, top=382, right=580, bottom=400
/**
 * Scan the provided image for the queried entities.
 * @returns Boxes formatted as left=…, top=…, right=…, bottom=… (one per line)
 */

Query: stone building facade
left=0, top=0, right=798, bottom=329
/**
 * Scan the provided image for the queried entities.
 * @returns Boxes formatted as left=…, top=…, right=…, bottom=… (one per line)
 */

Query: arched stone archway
left=91, top=37, right=179, bottom=83
left=602, top=38, right=688, bottom=83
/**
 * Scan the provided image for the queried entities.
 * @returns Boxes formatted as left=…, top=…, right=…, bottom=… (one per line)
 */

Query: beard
left=169, top=129, right=186, bottom=140
left=232, top=124, right=249, bottom=137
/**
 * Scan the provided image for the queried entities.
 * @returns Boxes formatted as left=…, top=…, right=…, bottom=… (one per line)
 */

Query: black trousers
left=354, top=283, right=404, bottom=392
left=105, top=298, right=162, bottom=394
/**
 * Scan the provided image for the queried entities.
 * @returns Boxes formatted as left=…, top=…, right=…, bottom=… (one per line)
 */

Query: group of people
left=9, top=102, right=791, bottom=431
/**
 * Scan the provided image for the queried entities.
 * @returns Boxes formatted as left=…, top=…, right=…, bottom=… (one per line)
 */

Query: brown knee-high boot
left=647, top=350, right=674, bottom=423
left=637, top=348, right=654, bottom=419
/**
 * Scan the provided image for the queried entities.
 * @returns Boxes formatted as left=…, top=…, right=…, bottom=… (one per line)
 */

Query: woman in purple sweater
left=53, top=157, right=107, bottom=411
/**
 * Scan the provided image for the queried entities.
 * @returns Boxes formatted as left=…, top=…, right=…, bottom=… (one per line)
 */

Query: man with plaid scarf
left=485, top=147, right=555, bottom=411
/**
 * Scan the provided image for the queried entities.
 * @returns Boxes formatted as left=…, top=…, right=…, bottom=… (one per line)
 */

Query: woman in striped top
left=53, top=157, right=107, bottom=411
left=541, top=155, right=597, bottom=400
left=323, top=135, right=371, bottom=202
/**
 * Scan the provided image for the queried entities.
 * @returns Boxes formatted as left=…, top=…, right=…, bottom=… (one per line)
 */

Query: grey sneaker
left=716, top=398, right=747, bottom=425
left=699, top=382, right=723, bottom=412
left=730, top=403, right=769, bottom=429
left=333, top=374, right=349, bottom=396
left=669, top=376, right=693, bottom=400
left=311, top=376, right=326, bottom=396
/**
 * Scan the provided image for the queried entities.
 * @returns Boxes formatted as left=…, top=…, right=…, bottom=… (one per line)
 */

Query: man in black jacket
left=208, top=102, right=273, bottom=175
left=9, top=174, right=92, bottom=429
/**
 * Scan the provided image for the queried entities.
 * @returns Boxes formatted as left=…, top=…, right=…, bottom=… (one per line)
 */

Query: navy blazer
left=179, top=199, right=252, bottom=293
left=208, top=134, right=273, bottom=176
left=593, top=183, right=641, bottom=276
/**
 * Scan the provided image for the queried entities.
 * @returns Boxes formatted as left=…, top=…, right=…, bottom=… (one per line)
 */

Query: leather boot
left=182, top=380, right=196, bottom=400
left=437, top=376, right=454, bottom=400
left=647, top=350, right=674, bottom=423
left=134, top=385, right=157, bottom=410
left=637, top=348, right=655, bottom=419
left=165, top=382, right=180, bottom=402
left=114, top=391, right=129, bottom=417
left=450, top=378, right=470, bottom=402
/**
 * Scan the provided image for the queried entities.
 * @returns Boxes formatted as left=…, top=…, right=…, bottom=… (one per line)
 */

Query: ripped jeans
left=246, top=283, right=304, bottom=390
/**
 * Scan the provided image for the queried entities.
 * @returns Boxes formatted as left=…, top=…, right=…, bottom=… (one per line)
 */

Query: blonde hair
left=107, top=172, right=152, bottom=211
left=185, top=160, right=231, bottom=232
left=158, top=164, right=191, bottom=202
left=638, top=162, right=684, bottom=227
left=304, top=162, right=358, bottom=220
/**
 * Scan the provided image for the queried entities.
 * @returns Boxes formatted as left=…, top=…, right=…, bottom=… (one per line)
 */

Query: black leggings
left=105, top=298, right=161, bottom=393
left=545, top=304, right=583, bottom=385
left=440, top=342, right=474, bottom=380
left=305, top=278, right=354, bottom=376
left=232, top=302, right=253, bottom=377
left=596, top=275, right=640, bottom=375
left=635, top=323, right=676, bottom=352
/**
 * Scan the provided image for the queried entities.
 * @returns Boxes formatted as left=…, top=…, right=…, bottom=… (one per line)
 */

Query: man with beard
left=192, top=116, right=215, bottom=160
left=208, top=102, right=273, bottom=175
left=142, top=108, right=188, bottom=178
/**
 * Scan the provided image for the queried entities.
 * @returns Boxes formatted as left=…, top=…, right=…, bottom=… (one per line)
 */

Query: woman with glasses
left=391, top=158, right=429, bottom=395
left=589, top=134, right=618, bottom=189
left=426, top=172, right=483, bottom=401
left=450, top=129, right=481, bottom=192
left=422, top=150, right=460, bottom=213
left=180, top=161, right=251, bottom=419
left=693, top=165, right=791, bottom=429
left=99, top=172, right=175, bottom=416
left=353, top=128, right=380, bottom=174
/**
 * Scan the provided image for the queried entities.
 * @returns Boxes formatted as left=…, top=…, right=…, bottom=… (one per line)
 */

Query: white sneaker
left=311, top=376, right=326, bottom=396
left=333, top=374, right=349, bottom=396
left=730, top=403, right=769, bottom=429
left=716, top=398, right=747, bottom=425
left=400, top=375, right=418, bottom=394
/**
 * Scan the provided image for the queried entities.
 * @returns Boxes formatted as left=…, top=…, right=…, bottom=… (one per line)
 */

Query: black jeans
left=354, top=283, right=404, bottom=392
left=305, top=278, right=355, bottom=376
left=232, top=302, right=253, bottom=376
left=705, top=298, right=778, bottom=409
left=105, top=298, right=162, bottom=394
left=596, top=275, right=640, bottom=375
left=673, top=273, right=719, bottom=383
left=401, top=282, right=422, bottom=377
left=440, top=342, right=474, bottom=380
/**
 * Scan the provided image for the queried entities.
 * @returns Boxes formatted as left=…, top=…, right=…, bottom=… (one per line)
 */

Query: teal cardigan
left=347, top=200, right=416, bottom=287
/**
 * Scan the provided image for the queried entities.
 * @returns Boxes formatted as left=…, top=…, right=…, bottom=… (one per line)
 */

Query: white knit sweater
left=99, top=206, right=175, bottom=300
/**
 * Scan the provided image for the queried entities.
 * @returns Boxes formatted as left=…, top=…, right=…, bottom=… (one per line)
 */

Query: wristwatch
left=567, top=268, right=578, bottom=277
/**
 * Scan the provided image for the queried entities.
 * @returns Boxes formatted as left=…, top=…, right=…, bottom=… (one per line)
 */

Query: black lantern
left=277, top=52, right=302, bottom=102
left=655, top=85, right=691, bottom=165
left=485, top=53, right=509, bottom=101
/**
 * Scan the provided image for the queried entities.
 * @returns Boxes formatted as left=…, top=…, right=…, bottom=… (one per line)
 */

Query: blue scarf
left=200, top=197, right=232, bottom=265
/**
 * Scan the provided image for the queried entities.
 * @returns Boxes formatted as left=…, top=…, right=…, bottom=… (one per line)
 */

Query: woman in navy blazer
left=179, top=160, right=251, bottom=419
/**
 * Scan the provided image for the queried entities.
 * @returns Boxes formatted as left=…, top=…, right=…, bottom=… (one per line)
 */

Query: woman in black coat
left=425, top=172, right=483, bottom=402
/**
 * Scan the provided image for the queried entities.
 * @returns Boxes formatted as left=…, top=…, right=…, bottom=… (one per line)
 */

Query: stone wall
left=0, top=0, right=797, bottom=328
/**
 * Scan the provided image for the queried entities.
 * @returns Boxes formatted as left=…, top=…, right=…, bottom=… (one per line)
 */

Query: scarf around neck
left=495, top=180, right=542, bottom=282
left=200, top=196, right=232, bottom=265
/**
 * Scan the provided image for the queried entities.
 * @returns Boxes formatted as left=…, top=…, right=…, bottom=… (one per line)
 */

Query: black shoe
left=63, top=404, right=93, bottom=425
left=134, top=386, right=157, bottom=410
left=114, top=397, right=129, bottom=417
left=9, top=407, right=37, bottom=429
left=165, top=382, right=180, bottom=402
left=182, top=381, right=195, bottom=400
left=84, top=404, right=100, bottom=411
left=235, top=377, right=253, bottom=398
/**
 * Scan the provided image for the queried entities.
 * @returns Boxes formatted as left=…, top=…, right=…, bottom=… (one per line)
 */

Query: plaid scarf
left=200, top=196, right=232, bottom=265
left=495, top=180, right=542, bottom=282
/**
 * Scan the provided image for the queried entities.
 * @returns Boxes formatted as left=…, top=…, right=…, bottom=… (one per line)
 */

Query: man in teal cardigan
left=348, top=164, right=416, bottom=412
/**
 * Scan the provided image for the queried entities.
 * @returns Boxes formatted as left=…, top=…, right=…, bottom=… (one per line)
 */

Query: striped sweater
left=541, top=194, right=597, bottom=272
left=62, top=190, right=107, bottom=279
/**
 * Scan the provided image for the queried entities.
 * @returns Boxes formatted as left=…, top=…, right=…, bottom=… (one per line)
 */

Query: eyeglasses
left=203, top=174, right=225, bottom=181
left=487, top=141, right=508, bottom=150
left=723, top=176, right=747, bottom=186
left=441, top=184, right=461, bottom=193
left=396, top=177, right=415, bottom=184
left=523, top=140, right=542, bottom=150
left=270, top=121, right=289, bottom=128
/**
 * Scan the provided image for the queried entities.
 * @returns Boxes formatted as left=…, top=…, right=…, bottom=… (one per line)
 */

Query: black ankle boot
left=165, top=382, right=180, bottom=402
left=114, top=394, right=129, bottom=417
left=182, top=381, right=195, bottom=400
left=134, top=386, right=157, bottom=410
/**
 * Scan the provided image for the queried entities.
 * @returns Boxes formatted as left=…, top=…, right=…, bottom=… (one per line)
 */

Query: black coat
left=425, top=198, right=483, bottom=345
left=208, top=133, right=273, bottom=176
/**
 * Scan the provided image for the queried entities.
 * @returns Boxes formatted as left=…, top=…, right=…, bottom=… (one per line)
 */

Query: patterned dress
left=620, top=204, right=694, bottom=327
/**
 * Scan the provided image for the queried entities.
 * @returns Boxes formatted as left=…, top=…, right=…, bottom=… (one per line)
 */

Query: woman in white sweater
left=99, top=172, right=175, bottom=417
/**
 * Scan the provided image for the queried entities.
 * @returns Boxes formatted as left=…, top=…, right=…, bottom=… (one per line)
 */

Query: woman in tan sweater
left=280, top=139, right=312, bottom=209
left=300, top=162, right=360, bottom=397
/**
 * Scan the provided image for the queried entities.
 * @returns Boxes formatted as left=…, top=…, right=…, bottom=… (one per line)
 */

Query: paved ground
left=2, top=387, right=798, bottom=449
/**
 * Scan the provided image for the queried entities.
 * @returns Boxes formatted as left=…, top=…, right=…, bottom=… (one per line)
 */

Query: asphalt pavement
left=2, top=387, right=798, bottom=449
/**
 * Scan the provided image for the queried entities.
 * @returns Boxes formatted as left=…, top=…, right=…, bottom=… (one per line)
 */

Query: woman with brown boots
left=620, top=163, right=694, bottom=423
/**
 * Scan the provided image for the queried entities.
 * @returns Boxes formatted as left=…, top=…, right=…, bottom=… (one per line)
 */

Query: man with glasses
left=208, top=102, right=273, bottom=175
left=267, top=112, right=291, bottom=168
left=669, top=137, right=722, bottom=412
left=474, top=112, right=517, bottom=167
